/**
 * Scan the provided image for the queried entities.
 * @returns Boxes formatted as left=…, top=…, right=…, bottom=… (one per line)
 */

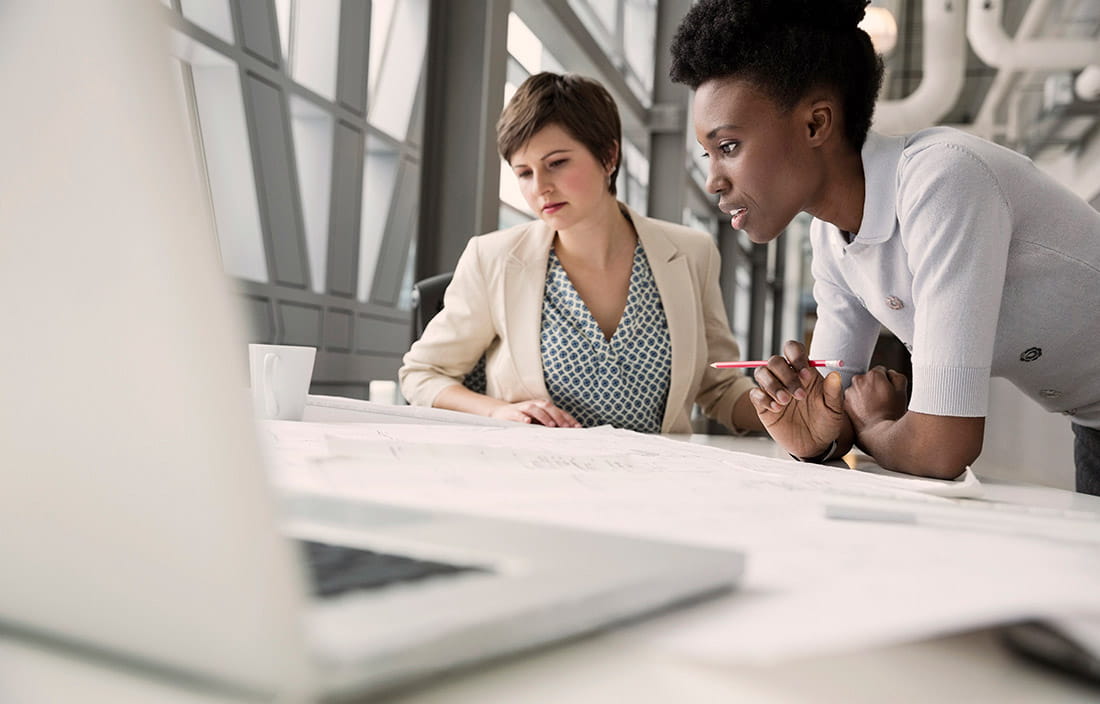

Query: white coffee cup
left=248, top=344, right=317, bottom=420
left=369, top=379, right=398, bottom=405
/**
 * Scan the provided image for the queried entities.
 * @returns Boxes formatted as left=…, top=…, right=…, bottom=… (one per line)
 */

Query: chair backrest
left=409, top=271, right=486, bottom=395
left=411, top=271, right=454, bottom=341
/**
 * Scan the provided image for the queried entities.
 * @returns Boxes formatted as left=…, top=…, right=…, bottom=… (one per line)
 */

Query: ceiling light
left=860, top=6, right=899, bottom=56
left=1075, top=65, right=1100, bottom=102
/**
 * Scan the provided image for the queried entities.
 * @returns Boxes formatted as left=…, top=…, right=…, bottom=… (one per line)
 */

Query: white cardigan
left=809, top=129, right=1100, bottom=427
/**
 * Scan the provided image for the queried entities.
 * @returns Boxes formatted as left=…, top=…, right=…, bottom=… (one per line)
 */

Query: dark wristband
left=790, top=439, right=838, bottom=464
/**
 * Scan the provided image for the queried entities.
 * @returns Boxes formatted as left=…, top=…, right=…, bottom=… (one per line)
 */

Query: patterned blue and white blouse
left=540, top=242, right=671, bottom=433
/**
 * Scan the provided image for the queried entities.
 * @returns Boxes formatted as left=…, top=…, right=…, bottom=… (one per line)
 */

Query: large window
left=170, top=34, right=266, bottom=283
left=287, top=94, right=334, bottom=293
left=161, top=0, right=431, bottom=394
left=276, top=0, right=340, bottom=101
left=567, top=0, right=657, bottom=103
left=366, top=0, right=429, bottom=142
left=167, top=0, right=428, bottom=311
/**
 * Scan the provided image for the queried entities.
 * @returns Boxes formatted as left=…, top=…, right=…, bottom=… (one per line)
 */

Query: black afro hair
left=670, top=0, right=884, bottom=149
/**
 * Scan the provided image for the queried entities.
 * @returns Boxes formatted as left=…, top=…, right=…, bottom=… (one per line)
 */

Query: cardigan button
left=886, top=296, right=904, bottom=310
left=1019, top=347, right=1042, bottom=362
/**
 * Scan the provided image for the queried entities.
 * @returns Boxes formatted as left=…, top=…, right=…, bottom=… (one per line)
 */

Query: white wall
left=974, top=379, right=1076, bottom=490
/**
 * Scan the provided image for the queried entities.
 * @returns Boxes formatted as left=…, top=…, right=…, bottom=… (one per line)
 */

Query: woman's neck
left=808, top=142, right=866, bottom=236
left=554, top=196, right=636, bottom=269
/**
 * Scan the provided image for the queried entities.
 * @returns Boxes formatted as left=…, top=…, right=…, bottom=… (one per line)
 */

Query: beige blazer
left=399, top=204, right=756, bottom=434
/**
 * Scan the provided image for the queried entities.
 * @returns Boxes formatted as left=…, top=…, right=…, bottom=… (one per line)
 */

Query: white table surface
left=4, top=612, right=1097, bottom=704
left=683, top=432, right=1100, bottom=513
left=6, top=397, right=1099, bottom=703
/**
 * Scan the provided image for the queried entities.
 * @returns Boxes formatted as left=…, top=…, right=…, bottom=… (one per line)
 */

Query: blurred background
left=158, top=0, right=1099, bottom=488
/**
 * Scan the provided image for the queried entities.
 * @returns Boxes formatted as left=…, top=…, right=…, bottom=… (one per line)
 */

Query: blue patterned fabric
left=540, top=243, right=671, bottom=433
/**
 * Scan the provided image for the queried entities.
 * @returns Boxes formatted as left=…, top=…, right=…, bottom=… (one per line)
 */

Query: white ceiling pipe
left=874, top=0, right=967, bottom=135
left=968, top=0, right=1100, bottom=71
left=1076, top=65, right=1100, bottom=101
left=971, top=0, right=1055, bottom=140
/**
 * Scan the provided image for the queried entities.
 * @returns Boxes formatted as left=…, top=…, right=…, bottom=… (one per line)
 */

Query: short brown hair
left=496, top=72, right=622, bottom=195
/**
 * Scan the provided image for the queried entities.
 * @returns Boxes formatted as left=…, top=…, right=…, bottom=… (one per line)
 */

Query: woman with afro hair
left=671, top=0, right=1100, bottom=494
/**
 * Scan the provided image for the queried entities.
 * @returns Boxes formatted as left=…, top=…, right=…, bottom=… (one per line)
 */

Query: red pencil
left=710, top=359, right=844, bottom=369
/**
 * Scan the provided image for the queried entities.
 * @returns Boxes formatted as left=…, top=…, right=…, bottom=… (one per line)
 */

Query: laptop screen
left=0, top=1, right=311, bottom=695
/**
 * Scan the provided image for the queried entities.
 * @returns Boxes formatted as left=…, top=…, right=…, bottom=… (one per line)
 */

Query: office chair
left=411, top=272, right=486, bottom=394
left=411, top=271, right=454, bottom=341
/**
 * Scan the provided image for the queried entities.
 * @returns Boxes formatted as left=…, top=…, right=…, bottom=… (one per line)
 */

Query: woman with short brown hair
left=400, top=72, right=762, bottom=434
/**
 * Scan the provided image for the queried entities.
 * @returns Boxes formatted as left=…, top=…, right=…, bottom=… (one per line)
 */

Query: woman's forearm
left=855, top=412, right=984, bottom=479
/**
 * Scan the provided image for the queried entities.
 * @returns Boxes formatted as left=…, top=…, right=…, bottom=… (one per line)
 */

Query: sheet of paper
left=259, top=420, right=1100, bottom=666
left=299, top=421, right=981, bottom=498
left=301, top=395, right=515, bottom=426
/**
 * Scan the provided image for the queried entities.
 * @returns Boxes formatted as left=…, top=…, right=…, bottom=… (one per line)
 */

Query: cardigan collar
left=849, top=130, right=906, bottom=246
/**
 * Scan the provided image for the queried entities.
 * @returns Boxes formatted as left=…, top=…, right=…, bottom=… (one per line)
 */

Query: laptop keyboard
left=299, top=539, right=487, bottom=598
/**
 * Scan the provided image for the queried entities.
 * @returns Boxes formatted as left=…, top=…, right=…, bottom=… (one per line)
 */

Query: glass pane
left=282, top=0, right=340, bottom=100
left=397, top=231, right=417, bottom=311
left=690, top=159, right=708, bottom=194
left=390, top=160, right=421, bottom=309
left=621, top=138, right=648, bottom=215
left=734, top=266, right=751, bottom=350
left=503, top=80, right=518, bottom=110
left=683, top=209, right=717, bottom=238
left=625, top=176, right=646, bottom=214
left=288, top=95, right=334, bottom=294
left=623, top=0, right=656, bottom=97
left=499, top=158, right=532, bottom=216
left=368, top=0, right=396, bottom=100
left=180, top=0, right=234, bottom=44
left=541, top=48, right=566, bottom=75
left=763, top=294, right=774, bottom=353
left=737, top=230, right=753, bottom=251
left=503, top=57, right=528, bottom=109
left=274, top=0, right=291, bottom=64
left=499, top=204, right=533, bottom=230
left=508, top=12, right=542, bottom=75
left=171, top=34, right=267, bottom=283
left=568, top=0, right=616, bottom=44
left=687, top=100, right=712, bottom=192
left=368, top=0, right=429, bottom=140
left=357, top=135, right=401, bottom=301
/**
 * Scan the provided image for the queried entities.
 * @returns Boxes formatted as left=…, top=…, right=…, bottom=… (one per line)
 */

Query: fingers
left=518, top=401, right=558, bottom=427
left=886, top=369, right=908, bottom=393
left=509, top=400, right=581, bottom=428
left=821, top=371, right=844, bottom=415
left=494, top=408, right=533, bottom=424
left=851, top=366, right=883, bottom=387
left=539, top=403, right=582, bottom=428
left=748, top=387, right=780, bottom=416
left=782, top=339, right=810, bottom=369
left=852, top=366, right=907, bottom=392
left=753, top=355, right=807, bottom=408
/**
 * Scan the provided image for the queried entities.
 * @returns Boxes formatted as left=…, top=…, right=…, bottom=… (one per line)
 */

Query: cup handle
left=263, top=353, right=279, bottom=418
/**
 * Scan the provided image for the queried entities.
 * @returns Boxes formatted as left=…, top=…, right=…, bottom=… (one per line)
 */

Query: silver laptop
left=0, top=2, right=743, bottom=700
